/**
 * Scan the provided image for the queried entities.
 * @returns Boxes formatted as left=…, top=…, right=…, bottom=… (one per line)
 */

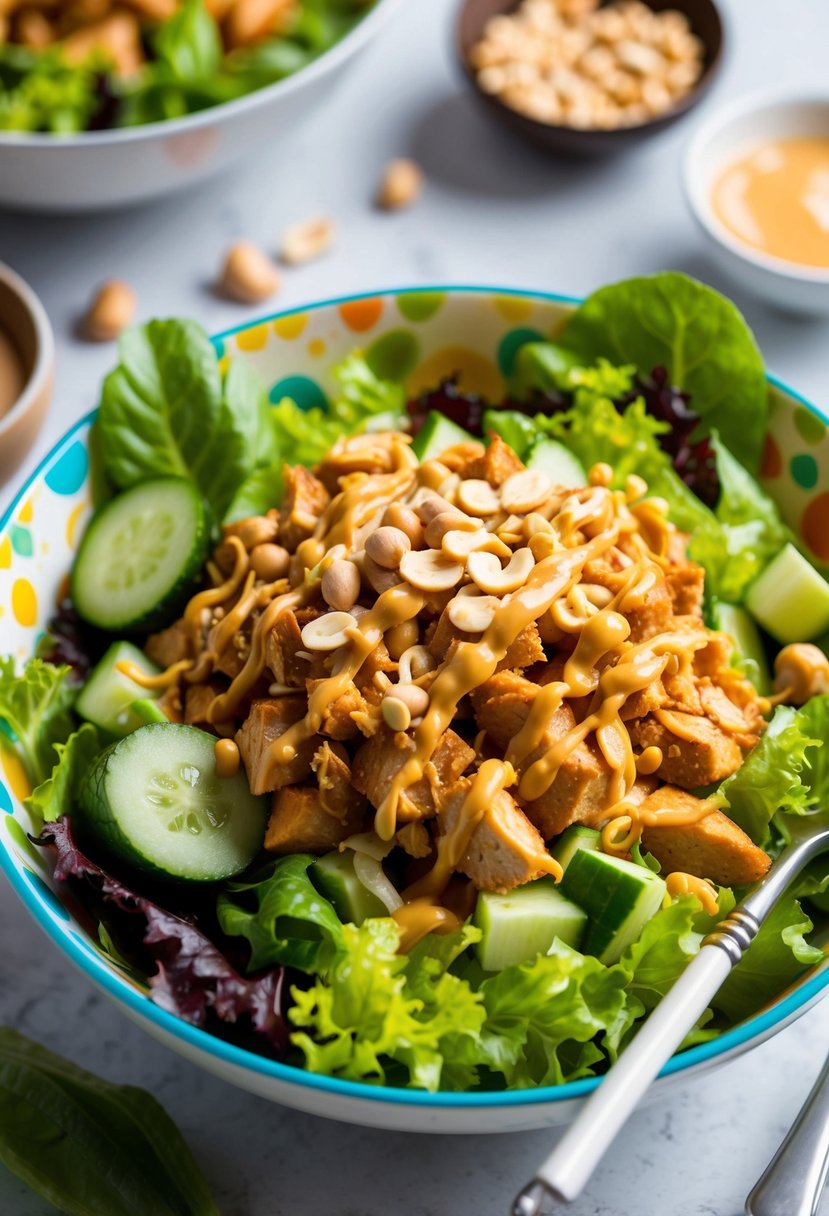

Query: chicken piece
left=265, top=786, right=365, bottom=854
left=145, top=619, right=190, bottom=669
left=184, top=681, right=224, bottom=725
left=439, top=779, right=551, bottom=892
left=265, top=608, right=330, bottom=687
left=236, top=696, right=317, bottom=795
left=354, top=638, right=396, bottom=691
left=625, top=577, right=673, bottom=643
left=665, top=560, right=705, bottom=617
left=639, top=787, right=771, bottom=886
left=157, top=684, right=183, bottom=723
left=470, top=670, right=539, bottom=743
left=315, top=437, right=399, bottom=496
left=466, top=434, right=525, bottom=487
left=311, top=741, right=369, bottom=823
left=279, top=465, right=330, bottom=552
left=429, top=609, right=544, bottom=671
left=631, top=709, right=744, bottom=788
left=396, top=821, right=433, bottom=859
left=698, top=683, right=762, bottom=751
left=306, top=679, right=368, bottom=741
left=352, top=727, right=475, bottom=823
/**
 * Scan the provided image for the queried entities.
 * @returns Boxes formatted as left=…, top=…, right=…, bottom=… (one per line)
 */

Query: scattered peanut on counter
left=469, top=0, right=705, bottom=131
left=83, top=279, right=137, bottom=342
left=376, top=158, right=423, bottom=210
left=219, top=241, right=280, bottom=303
left=279, top=216, right=335, bottom=265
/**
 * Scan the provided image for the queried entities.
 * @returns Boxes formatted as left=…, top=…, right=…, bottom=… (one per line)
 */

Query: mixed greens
left=0, top=0, right=374, bottom=134
left=3, top=272, right=829, bottom=1094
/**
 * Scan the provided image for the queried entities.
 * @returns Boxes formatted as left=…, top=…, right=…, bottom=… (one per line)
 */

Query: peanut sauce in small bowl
left=0, top=264, right=54, bottom=485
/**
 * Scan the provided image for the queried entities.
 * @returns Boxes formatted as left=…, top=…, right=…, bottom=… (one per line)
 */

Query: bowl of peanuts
left=0, top=0, right=401, bottom=212
left=458, top=0, right=724, bottom=155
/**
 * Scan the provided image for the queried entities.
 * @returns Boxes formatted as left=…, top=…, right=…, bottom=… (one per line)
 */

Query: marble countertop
left=3, top=0, right=829, bottom=1211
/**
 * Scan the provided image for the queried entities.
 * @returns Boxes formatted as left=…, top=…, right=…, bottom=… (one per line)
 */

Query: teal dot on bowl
left=498, top=327, right=544, bottom=376
left=212, top=337, right=225, bottom=359
left=794, top=407, right=827, bottom=446
left=22, top=868, right=71, bottom=921
left=45, top=440, right=88, bottom=496
left=10, top=525, right=32, bottom=557
left=791, top=453, right=819, bottom=489
left=0, top=783, right=12, bottom=815
left=269, top=375, right=329, bottom=412
left=396, top=292, right=446, bottom=322
left=367, top=330, right=420, bottom=382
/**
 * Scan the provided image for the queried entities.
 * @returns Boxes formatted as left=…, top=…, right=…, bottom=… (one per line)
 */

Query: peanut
left=84, top=279, right=136, bottom=342
left=392, top=682, right=430, bottom=718
left=365, top=525, right=411, bottom=570
left=376, top=159, right=423, bottom=211
left=321, top=558, right=361, bottom=611
left=280, top=216, right=334, bottom=266
left=219, top=241, right=279, bottom=304
left=382, top=503, right=424, bottom=548
left=225, top=0, right=295, bottom=49
left=385, top=618, right=420, bottom=660
left=250, top=543, right=290, bottom=581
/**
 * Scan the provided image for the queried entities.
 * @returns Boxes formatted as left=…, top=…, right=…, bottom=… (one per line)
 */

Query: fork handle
left=745, top=1050, right=829, bottom=1216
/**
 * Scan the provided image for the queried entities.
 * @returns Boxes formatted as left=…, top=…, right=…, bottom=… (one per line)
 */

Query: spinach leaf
left=0, top=1028, right=219, bottom=1216
left=25, top=723, right=102, bottom=831
left=154, top=0, right=222, bottom=81
left=0, top=659, right=76, bottom=788
left=98, top=319, right=263, bottom=519
left=559, top=273, right=767, bottom=470
left=218, top=853, right=345, bottom=973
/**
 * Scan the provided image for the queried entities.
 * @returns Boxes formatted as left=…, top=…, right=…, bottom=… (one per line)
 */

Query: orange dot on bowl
left=339, top=297, right=383, bottom=333
left=760, top=433, right=782, bottom=479
left=12, top=578, right=37, bottom=627
left=803, top=492, right=829, bottom=562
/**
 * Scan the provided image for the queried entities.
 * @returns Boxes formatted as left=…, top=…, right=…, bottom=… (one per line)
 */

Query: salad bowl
left=1, top=284, right=829, bottom=1134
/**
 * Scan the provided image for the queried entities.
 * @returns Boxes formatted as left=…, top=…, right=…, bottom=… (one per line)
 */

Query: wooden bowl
left=0, top=265, right=54, bottom=485
left=457, top=0, right=725, bottom=156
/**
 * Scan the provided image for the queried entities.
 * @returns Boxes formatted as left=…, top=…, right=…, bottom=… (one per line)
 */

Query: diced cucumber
left=412, top=411, right=476, bottom=462
left=75, top=642, right=161, bottom=738
left=472, top=877, right=587, bottom=971
left=549, top=825, right=602, bottom=873
left=71, top=477, right=210, bottom=634
left=130, top=698, right=170, bottom=726
left=526, top=438, right=586, bottom=488
left=710, top=601, right=771, bottom=694
left=746, top=543, right=829, bottom=644
left=310, top=850, right=386, bottom=925
left=561, top=850, right=666, bottom=965
left=79, top=723, right=267, bottom=883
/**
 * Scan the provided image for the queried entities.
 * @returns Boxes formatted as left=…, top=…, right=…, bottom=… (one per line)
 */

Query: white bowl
left=0, top=0, right=400, bottom=213
left=684, top=90, right=829, bottom=313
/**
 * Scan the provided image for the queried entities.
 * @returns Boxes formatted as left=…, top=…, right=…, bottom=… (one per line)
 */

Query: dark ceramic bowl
left=457, top=0, right=724, bottom=156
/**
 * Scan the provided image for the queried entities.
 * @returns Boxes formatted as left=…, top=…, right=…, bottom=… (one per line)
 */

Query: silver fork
left=513, top=816, right=829, bottom=1216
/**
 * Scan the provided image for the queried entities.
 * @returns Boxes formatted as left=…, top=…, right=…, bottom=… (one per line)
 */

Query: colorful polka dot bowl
left=0, top=0, right=400, bottom=213
left=1, top=286, right=828, bottom=1134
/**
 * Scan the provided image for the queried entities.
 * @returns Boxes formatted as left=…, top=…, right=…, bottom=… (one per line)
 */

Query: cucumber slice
left=549, top=825, right=601, bottom=873
left=746, top=543, right=829, bottom=644
left=472, top=877, right=587, bottom=971
left=75, top=641, right=161, bottom=738
left=526, top=439, right=586, bottom=488
left=561, top=850, right=666, bottom=965
left=71, top=477, right=210, bottom=633
left=710, top=601, right=771, bottom=694
left=310, top=851, right=386, bottom=925
left=79, top=723, right=267, bottom=883
left=131, top=698, right=170, bottom=726
left=412, top=411, right=476, bottom=462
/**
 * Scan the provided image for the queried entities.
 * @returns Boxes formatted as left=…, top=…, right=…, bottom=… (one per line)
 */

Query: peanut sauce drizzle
left=665, top=872, right=720, bottom=916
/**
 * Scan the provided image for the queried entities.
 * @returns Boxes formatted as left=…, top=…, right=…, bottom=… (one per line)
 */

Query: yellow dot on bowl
left=0, top=537, right=10, bottom=570
left=407, top=347, right=504, bottom=401
left=12, top=578, right=37, bottom=628
left=273, top=313, right=308, bottom=340
left=66, top=500, right=89, bottom=551
left=308, top=338, right=326, bottom=358
left=236, top=324, right=268, bottom=352
left=18, top=497, right=34, bottom=524
left=1, top=743, right=31, bottom=802
left=218, top=354, right=231, bottom=376
left=495, top=296, right=534, bottom=323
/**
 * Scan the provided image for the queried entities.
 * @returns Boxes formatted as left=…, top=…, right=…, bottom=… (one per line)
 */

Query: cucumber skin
left=411, top=412, right=476, bottom=462
left=70, top=477, right=212, bottom=635
left=561, top=850, right=666, bottom=965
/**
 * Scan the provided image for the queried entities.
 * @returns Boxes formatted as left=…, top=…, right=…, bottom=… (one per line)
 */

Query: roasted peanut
left=382, top=503, right=424, bottom=548
left=219, top=241, right=280, bottom=304
left=376, top=159, right=423, bottom=211
left=84, top=279, right=137, bottom=342
left=224, top=514, right=279, bottom=550
left=381, top=694, right=411, bottom=732
left=300, top=611, right=357, bottom=652
left=365, top=525, right=411, bottom=570
left=321, top=558, right=361, bottom=611
left=392, top=682, right=430, bottom=718
left=250, top=542, right=290, bottom=581
left=385, top=618, right=419, bottom=660
left=773, top=643, right=829, bottom=705
left=280, top=216, right=334, bottom=265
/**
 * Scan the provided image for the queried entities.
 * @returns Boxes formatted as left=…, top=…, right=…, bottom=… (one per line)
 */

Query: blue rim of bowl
left=2, top=283, right=828, bottom=1110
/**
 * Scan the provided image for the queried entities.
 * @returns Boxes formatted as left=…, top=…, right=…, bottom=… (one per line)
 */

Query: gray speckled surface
left=3, top=0, right=829, bottom=1210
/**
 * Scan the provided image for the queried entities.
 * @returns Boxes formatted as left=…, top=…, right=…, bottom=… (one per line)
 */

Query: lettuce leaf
left=536, top=390, right=671, bottom=488
left=557, top=273, right=767, bottom=470
left=217, top=854, right=344, bottom=973
left=0, top=659, right=76, bottom=788
left=25, top=723, right=102, bottom=832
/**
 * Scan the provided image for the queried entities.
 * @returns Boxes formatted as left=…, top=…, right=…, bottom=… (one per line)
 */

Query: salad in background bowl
left=2, top=276, right=829, bottom=1134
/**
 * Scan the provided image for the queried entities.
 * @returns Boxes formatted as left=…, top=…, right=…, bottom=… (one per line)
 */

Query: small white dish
left=684, top=90, right=829, bottom=313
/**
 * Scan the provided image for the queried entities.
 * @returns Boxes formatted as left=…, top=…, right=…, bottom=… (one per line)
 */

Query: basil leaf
left=0, top=1029, right=218, bottom=1216
left=98, top=319, right=261, bottom=519
left=560, top=272, right=767, bottom=471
